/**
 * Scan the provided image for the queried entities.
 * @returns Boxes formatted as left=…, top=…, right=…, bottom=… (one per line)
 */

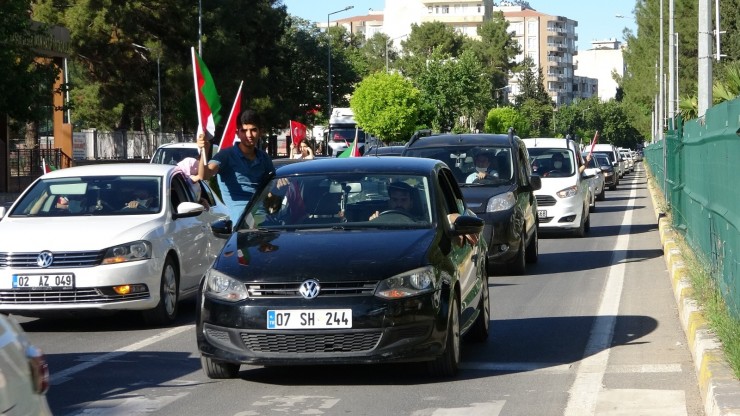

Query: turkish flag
left=290, top=120, right=307, bottom=146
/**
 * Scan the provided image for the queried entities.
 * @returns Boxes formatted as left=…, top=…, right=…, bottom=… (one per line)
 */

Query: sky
left=280, top=0, right=638, bottom=51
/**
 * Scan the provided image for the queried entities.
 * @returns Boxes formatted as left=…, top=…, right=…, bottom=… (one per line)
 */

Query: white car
left=0, top=163, right=229, bottom=325
left=0, top=314, right=51, bottom=415
left=582, top=153, right=606, bottom=205
left=524, top=138, right=592, bottom=237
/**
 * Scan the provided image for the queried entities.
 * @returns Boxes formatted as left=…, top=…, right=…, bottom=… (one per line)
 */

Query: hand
left=196, top=133, right=207, bottom=149
left=477, top=172, right=487, bottom=180
left=369, top=211, right=379, bottom=221
left=125, top=200, right=141, bottom=209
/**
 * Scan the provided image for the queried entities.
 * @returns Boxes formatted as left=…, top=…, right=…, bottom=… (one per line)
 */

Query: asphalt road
left=12, top=163, right=705, bottom=415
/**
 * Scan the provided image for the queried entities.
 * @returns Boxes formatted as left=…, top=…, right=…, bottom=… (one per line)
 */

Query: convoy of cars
left=0, top=127, right=639, bottom=404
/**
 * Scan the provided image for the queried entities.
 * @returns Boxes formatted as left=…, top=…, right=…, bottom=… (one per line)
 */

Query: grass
left=647, top=168, right=740, bottom=378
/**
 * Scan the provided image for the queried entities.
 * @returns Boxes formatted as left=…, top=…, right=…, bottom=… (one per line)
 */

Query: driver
left=466, top=153, right=499, bottom=183
left=369, top=181, right=415, bottom=220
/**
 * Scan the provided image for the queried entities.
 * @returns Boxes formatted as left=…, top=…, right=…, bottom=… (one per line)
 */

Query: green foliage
left=0, top=0, right=59, bottom=122
left=484, top=107, right=528, bottom=136
left=469, top=12, right=521, bottom=104
left=350, top=72, right=421, bottom=143
left=515, top=57, right=550, bottom=107
left=398, top=22, right=465, bottom=79
left=519, top=99, right=552, bottom=137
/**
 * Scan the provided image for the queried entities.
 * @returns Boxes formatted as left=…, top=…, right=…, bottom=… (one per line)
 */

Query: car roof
left=522, top=138, right=573, bottom=149
left=155, top=142, right=199, bottom=149
left=275, top=156, right=443, bottom=176
left=41, top=163, right=175, bottom=178
left=404, top=133, right=513, bottom=149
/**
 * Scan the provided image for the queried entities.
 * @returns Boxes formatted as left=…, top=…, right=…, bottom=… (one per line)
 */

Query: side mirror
left=529, top=175, right=542, bottom=191
left=173, top=201, right=205, bottom=219
left=451, top=215, right=484, bottom=235
left=210, top=219, right=233, bottom=238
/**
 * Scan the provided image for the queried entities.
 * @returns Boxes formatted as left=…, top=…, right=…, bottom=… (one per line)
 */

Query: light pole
left=327, top=5, right=353, bottom=117
left=385, top=33, right=407, bottom=73
left=132, top=43, right=163, bottom=142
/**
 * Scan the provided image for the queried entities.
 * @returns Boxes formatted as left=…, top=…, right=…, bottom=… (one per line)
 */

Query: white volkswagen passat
left=0, top=163, right=229, bottom=325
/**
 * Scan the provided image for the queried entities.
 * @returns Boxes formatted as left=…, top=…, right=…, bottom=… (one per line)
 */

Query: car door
left=167, top=173, right=210, bottom=294
left=516, top=143, right=538, bottom=238
left=438, top=168, right=481, bottom=321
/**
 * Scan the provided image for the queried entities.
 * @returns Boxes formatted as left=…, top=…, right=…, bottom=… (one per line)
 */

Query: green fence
left=645, top=98, right=740, bottom=316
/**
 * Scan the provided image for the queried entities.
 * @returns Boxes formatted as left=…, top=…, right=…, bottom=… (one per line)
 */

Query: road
left=12, top=163, right=705, bottom=415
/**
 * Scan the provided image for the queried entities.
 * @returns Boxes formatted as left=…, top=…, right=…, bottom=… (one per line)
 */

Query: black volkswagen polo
left=196, top=157, right=488, bottom=378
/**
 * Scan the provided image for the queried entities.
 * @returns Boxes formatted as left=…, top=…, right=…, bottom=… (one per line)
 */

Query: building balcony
left=421, top=14, right=484, bottom=24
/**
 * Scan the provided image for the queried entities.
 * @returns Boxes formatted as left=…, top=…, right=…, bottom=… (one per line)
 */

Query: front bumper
left=536, top=195, right=584, bottom=230
left=476, top=209, right=520, bottom=265
left=197, top=291, right=449, bottom=366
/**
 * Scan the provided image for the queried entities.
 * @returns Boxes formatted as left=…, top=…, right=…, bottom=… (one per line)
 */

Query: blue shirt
left=210, top=145, right=274, bottom=221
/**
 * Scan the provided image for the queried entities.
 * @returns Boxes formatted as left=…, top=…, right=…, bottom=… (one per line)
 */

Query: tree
left=468, top=11, right=520, bottom=104
left=398, top=21, right=465, bottom=79
left=1, top=1, right=58, bottom=123
left=350, top=72, right=421, bottom=143
left=484, top=107, right=528, bottom=136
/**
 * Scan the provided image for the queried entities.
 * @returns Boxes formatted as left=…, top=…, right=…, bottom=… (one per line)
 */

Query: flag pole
left=191, top=47, right=204, bottom=138
left=589, top=130, right=599, bottom=156
left=218, top=80, right=243, bottom=149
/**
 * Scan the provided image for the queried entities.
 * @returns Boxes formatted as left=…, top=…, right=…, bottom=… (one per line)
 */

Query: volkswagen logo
left=37, top=251, right=54, bottom=268
left=298, top=279, right=321, bottom=299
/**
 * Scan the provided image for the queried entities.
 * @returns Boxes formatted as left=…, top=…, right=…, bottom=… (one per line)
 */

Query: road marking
left=51, top=325, right=191, bottom=385
left=563, top=178, right=637, bottom=416
left=460, top=361, right=573, bottom=373
left=411, top=401, right=506, bottom=416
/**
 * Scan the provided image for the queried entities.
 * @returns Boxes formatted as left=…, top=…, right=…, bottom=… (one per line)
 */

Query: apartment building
left=330, top=0, right=592, bottom=106
left=575, top=39, right=625, bottom=101
left=321, top=10, right=385, bottom=41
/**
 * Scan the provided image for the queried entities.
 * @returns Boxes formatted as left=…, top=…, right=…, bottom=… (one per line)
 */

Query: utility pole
left=698, top=0, right=713, bottom=117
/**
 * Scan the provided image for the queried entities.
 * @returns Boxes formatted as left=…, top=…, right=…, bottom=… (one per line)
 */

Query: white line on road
left=563, top=177, right=638, bottom=416
left=51, top=324, right=192, bottom=385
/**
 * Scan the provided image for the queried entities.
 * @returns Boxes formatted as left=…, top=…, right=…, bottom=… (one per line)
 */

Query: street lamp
left=132, top=43, right=163, bottom=142
left=385, top=33, right=408, bottom=73
left=327, top=5, right=354, bottom=117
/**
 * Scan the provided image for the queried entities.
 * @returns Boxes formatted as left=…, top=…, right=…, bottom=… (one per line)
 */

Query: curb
left=646, top=169, right=740, bottom=416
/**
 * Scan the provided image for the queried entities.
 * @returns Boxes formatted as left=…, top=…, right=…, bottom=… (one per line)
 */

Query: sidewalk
left=646, top=167, right=740, bottom=416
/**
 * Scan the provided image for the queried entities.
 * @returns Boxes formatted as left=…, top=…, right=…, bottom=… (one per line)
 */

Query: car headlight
left=204, top=269, right=248, bottom=302
left=486, top=191, right=516, bottom=213
left=101, top=241, right=151, bottom=264
left=375, top=267, right=436, bottom=299
left=556, top=185, right=579, bottom=198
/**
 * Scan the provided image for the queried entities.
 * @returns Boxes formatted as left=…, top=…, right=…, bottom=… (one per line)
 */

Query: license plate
left=267, top=309, right=352, bottom=329
left=12, top=273, right=74, bottom=289
left=537, top=210, right=547, bottom=219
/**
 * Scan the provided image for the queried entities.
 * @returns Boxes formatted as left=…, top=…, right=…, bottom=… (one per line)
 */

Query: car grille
left=0, top=288, right=150, bottom=304
left=535, top=195, right=557, bottom=207
left=246, top=281, right=378, bottom=298
left=0, top=250, right=105, bottom=268
left=240, top=331, right=382, bottom=353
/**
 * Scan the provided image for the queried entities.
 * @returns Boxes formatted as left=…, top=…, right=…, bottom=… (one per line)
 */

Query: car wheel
left=142, top=257, right=179, bottom=326
left=589, top=191, right=596, bottom=212
left=525, top=226, right=538, bottom=264
left=584, top=210, right=591, bottom=232
left=574, top=209, right=586, bottom=238
left=598, top=187, right=606, bottom=201
left=465, top=273, right=489, bottom=343
left=428, top=296, right=460, bottom=377
left=200, top=355, right=240, bottom=379
left=509, top=231, right=526, bottom=275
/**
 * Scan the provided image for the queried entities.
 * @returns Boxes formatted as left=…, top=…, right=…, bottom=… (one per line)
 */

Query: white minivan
left=524, top=138, right=592, bottom=237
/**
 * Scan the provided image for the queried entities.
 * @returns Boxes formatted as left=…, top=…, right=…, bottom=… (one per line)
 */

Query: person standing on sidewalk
left=197, top=109, right=274, bottom=222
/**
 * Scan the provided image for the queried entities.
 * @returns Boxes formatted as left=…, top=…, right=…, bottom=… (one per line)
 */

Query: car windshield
left=329, top=128, right=366, bottom=143
left=595, top=155, right=611, bottom=168
left=403, top=146, right=515, bottom=186
left=151, top=147, right=199, bottom=165
left=528, top=148, right=576, bottom=177
left=9, top=176, right=163, bottom=217
left=241, top=173, right=433, bottom=230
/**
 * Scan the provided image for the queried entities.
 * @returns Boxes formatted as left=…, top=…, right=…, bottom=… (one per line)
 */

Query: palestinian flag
left=41, top=158, right=56, bottom=174
left=191, top=47, right=222, bottom=139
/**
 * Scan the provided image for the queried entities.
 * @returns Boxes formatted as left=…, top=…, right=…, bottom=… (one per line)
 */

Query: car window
left=241, top=173, right=433, bottom=230
left=152, top=147, right=200, bottom=165
left=404, top=145, right=514, bottom=186
left=10, top=176, right=162, bottom=217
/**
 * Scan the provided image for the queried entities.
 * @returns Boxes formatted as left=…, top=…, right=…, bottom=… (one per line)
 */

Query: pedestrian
left=290, top=138, right=315, bottom=160
left=197, top=109, right=275, bottom=222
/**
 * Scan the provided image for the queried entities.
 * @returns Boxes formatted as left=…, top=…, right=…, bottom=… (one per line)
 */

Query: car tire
left=597, top=187, right=606, bottom=201
left=142, top=257, right=179, bottom=326
left=584, top=210, right=591, bottom=233
left=509, top=231, right=527, bottom=275
left=465, top=274, right=489, bottom=343
left=574, top=210, right=586, bottom=238
left=200, top=355, right=240, bottom=379
left=525, top=226, right=538, bottom=264
left=428, top=296, right=460, bottom=377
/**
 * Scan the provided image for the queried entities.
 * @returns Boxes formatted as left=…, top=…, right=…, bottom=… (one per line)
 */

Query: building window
left=527, top=36, right=537, bottom=50
left=477, top=4, right=482, bottom=13
left=442, top=5, right=449, bottom=14
left=527, top=20, right=538, bottom=34
left=428, top=6, right=433, bottom=14
left=510, top=22, right=523, bottom=36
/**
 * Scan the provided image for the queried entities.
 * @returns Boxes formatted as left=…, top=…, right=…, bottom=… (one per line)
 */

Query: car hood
left=214, top=228, right=435, bottom=282
left=459, top=183, right=515, bottom=213
left=535, top=176, right=579, bottom=194
left=0, top=216, right=162, bottom=251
